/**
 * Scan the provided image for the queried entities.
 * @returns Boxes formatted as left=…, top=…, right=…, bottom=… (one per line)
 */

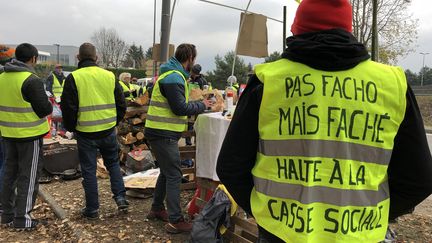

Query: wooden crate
left=224, top=214, right=258, bottom=243
left=179, top=144, right=197, bottom=190
left=194, top=177, right=258, bottom=243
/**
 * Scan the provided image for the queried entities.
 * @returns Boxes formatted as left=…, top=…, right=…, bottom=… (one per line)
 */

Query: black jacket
left=190, top=74, right=208, bottom=90
left=61, top=59, right=126, bottom=139
left=1, top=60, right=53, bottom=141
left=216, top=29, right=432, bottom=242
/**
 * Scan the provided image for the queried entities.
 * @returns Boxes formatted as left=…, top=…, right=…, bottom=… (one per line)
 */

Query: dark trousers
left=1, top=138, right=43, bottom=226
left=76, top=130, right=126, bottom=211
left=148, top=138, right=183, bottom=223
left=185, top=121, right=193, bottom=145
left=0, top=137, right=4, bottom=197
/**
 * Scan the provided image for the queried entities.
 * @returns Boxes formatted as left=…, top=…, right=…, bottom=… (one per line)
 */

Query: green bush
left=106, top=68, right=146, bottom=79
left=35, top=64, right=146, bottom=81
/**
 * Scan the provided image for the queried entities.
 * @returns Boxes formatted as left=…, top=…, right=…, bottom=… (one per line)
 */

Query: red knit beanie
left=291, top=0, right=353, bottom=35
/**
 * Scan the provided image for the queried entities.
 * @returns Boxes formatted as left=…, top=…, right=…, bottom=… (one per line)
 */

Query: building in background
left=6, top=44, right=79, bottom=66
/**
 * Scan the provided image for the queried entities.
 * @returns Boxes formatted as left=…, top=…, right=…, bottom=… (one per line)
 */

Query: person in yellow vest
left=0, top=44, right=15, bottom=215
left=118, top=72, right=137, bottom=102
left=131, top=77, right=145, bottom=96
left=0, top=43, right=52, bottom=230
left=60, top=43, right=129, bottom=220
left=145, top=44, right=214, bottom=233
left=46, top=64, right=66, bottom=102
left=216, top=0, right=432, bottom=242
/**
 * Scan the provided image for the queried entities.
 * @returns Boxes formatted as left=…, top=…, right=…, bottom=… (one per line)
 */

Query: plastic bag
left=52, top=103, right=62, bottom=119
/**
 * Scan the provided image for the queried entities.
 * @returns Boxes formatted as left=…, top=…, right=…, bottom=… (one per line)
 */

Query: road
left=413, top=133, right=432, bottom=216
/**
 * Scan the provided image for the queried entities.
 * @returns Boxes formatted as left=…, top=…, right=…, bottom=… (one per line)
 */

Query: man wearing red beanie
left=217, top=0, right=432, bottom=242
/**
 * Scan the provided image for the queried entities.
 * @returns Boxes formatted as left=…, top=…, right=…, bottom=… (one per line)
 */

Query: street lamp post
left=53, top=44, right=60, bottom=64
left=420, top=52, right=430, bottom=86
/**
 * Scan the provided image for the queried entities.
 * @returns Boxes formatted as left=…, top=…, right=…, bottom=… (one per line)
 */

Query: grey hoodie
left=1, top=59, right=52, bottom=141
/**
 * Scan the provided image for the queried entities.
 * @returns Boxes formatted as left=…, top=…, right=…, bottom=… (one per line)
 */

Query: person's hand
left=202, top=99, right=215, bottom=110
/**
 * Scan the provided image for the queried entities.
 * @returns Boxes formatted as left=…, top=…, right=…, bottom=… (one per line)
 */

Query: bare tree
left=351, top=0, right=418, bottom=64
left=91, top=27, right=128, bottom=68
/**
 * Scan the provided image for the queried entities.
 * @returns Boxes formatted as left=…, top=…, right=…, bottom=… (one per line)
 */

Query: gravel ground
left=0, top=178, right=194, bottom=242
left=2, top=178, right=432, bottom=242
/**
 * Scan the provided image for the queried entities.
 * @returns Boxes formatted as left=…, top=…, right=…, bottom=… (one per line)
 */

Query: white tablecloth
left=194, top=112, right=231, bottom=181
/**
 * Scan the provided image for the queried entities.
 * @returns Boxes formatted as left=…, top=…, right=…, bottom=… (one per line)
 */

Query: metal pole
left=160, top=0, right=171, bottom=63
left=153, top=0, right=157, bottom=76
left=169, top=0, right=177, bottom=34
left=283, top=6, right=287, bottom=51
left=371, top=0, right=378, bottom=61
left=420, top=52, right=430, bottom=86
left=53, top=44, right=60, bottom=64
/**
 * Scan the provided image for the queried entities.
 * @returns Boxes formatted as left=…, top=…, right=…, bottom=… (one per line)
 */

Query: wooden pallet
left=193, top=177, right=258, bottom=242
left=179, top=136, right=197, bottom=190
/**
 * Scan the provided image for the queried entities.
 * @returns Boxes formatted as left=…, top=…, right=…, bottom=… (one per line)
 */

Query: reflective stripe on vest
left=52, top=74, right=64, bottom=97
left=258, top=139, right=393, bottom=165
left=72, top=66, right=117, bottom=132
left=251, top=59, right=407, bottom=243
left=119, top=81, right=133, bottom=100
left=0, top=71, right=50, bottom=138
left=145, top=70, right=189, bottom=132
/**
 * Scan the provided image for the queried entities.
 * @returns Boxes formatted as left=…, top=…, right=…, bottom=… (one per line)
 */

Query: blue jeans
left=148, top=137, right=183, bottom=223
left=76, top=130, right=126, bottom=211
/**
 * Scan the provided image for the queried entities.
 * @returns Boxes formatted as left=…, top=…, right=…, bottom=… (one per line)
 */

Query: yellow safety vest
left=0, top=71, right=50, bottom=138
left=131, top=83, right=145, bottom=96
left=145, top=70, right=189, bottom=132
left=232, top=83, right=239, bottom=92
left=119, top=80, right=133, bottom=101
left=251, top=59, right=407, bottom=243
left=72, top=66, right=117, bottom=133
left=52, top=73, right=64, bottom=98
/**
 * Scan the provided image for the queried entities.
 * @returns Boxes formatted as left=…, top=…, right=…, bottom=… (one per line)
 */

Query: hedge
left=35, top=64, right=146, bottom=80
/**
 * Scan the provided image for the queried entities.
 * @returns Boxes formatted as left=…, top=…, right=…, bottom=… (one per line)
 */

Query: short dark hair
left=15, top=43, right=38, bottom=63
left=79, top=42, right=97, bottom=61
left=174, top=44, right=196, bottom=63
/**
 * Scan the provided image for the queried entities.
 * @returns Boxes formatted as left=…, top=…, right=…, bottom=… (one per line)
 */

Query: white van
left=136, top=78, right=153, bottom=88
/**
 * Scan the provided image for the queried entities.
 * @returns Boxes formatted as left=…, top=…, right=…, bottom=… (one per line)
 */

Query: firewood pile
left=117, top=91, right=151, bottom=164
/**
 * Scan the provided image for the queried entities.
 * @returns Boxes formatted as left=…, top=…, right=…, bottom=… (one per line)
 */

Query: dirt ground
left=1, top=178, right=432, bottom=242
left=0, top=178, right=194, bottom=242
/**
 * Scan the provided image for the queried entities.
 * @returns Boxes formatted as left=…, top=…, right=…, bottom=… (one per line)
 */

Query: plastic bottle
left=225, top=89, right=234, bottom=112
left=51, top=126, right=57, bottom=137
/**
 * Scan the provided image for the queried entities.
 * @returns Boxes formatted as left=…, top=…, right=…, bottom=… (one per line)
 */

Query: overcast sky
left=1, top=0, right=430, bottom=73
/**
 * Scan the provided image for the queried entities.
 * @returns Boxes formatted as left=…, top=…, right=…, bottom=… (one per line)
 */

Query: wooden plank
left=181, top=167, right=195, bottom=174
left=180, top=151, right=196, bottom=160
left=240, top=230, right=258, bottom=242
left=180, top=182, right=196, bottom=190
left=181, top=130, right=196, bottom=138
left=223, top=230, right=253, bottom=243
left=231, top=216, right=258, bottom=235
left=179, top=145, right=196, bottom=151
left=125, top=106, right=148, bottom=118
